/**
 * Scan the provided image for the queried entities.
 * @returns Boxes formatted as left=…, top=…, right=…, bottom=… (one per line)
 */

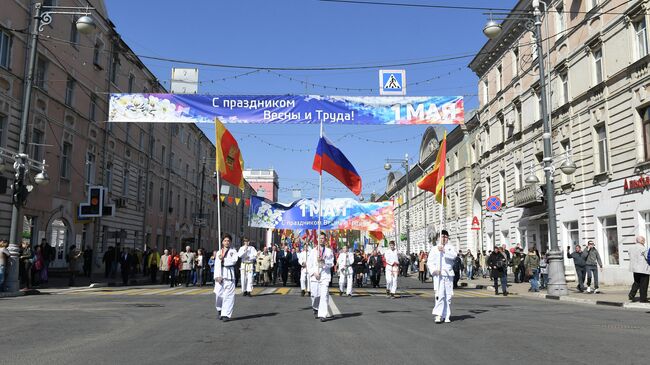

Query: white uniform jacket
left=307, top=245, right=334, bottom=281
left=238, top=246, right=258, bottom=263
left=427, top=244, right=458, bottom=277
left=298, top=250, right=309, bottom=272
left=214, top=248, right=238, bottom=282
left=384, top=249, right=399, bottom=270
left=337, top=252, right=354, bottom=275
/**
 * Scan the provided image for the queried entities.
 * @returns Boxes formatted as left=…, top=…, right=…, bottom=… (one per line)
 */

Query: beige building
left=381, top=0, right=650, bottom=284
left=0, top=0, right=261, bottom=275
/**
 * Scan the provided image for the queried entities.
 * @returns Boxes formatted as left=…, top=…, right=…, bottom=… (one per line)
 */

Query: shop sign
left=623, top=176, right=650, bottom=193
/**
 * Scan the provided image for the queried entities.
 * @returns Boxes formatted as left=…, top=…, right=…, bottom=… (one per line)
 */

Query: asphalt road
left=1, top=284, right=649, bottom=365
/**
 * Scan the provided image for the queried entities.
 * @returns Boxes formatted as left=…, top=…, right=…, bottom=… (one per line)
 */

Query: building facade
left=0, top=0, right=260, bottom=276
left=381, top=0, right=650, bottom=284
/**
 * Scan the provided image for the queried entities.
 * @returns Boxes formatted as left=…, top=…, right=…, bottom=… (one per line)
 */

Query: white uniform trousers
left=385, top=265, right=398, bottom=294
left=214, top=278, right=235, bottom=318
left=310, top=278, right=330, bottom=318
left=339, top=269, right=353, bottom=295
left=432, top=275, right=454, bottom=320
left=300, top=268, right=310, bottom=292
left=240, top=262, right=255, bottom=293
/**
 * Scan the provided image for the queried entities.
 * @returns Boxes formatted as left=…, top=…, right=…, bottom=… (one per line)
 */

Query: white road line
left=261, top=288, right=276, bottom=295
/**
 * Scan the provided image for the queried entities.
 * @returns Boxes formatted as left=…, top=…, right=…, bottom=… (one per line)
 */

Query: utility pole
left=197, top=158, right=206, bottom=249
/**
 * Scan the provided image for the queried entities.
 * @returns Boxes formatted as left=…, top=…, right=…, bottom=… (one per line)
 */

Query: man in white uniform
left=384, top=241, right=399, bottom=298
left=214, top=234, right=238, bottom=321
left=237, top=237, right=257, bottom=297
left=297, top=244, right=311, bottom=297
left=337, top=245, right=354, bottom=297
left=307, top=232, right=335, bottom=322
left=427, top=229, right=457, bottom=323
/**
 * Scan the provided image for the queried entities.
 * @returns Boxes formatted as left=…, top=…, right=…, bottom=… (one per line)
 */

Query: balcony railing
left=512, top=184, right=544, bottom=208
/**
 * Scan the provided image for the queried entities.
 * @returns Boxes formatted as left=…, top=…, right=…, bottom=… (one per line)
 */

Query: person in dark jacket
left=83, top=246, right=93, bottom=277
left=278, top=245, right=290, bottom=286
left=567, top=244, right=587, bottom=292
left=119, top=248, right=134, bottom=286
left=368, top=250, right=382, bottom=288
left=452, top=253, right=462, bottom=289
left=103, top=247, right=115, bottom=278
left=488, top=247, right=508, bottom=296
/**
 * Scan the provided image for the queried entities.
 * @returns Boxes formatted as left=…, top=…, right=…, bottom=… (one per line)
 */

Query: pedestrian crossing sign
left=379, top=69, right=406, bottom=96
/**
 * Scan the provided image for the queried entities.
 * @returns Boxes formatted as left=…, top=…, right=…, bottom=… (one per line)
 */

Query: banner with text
left=249, top=196, right=394, bottom=231
left=109, top=94, right=463, bottom=125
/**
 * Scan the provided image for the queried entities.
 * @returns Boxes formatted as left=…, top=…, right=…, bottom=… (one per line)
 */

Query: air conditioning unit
left=116, top=197, right=128, bottom=208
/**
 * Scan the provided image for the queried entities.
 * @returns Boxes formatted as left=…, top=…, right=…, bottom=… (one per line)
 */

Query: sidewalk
left=446, top=274, right=650, bottom=310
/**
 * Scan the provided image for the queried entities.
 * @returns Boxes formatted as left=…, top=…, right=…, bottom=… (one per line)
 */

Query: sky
left=104, top=0, right=518, bottom=202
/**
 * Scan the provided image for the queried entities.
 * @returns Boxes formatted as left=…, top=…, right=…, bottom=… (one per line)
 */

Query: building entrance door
left=50, top=219, right=69, bottom=268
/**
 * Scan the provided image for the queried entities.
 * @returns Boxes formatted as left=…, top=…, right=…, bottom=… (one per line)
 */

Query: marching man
left=297, top=243, right=311, bottom=297
left=237, top=237, right=257, bottom=297
left=384, top=241, right=399, bottom=298
left=427, top=229, right=457, bottom=324
left=214, top=234, right=238, bottom=322
left=337, top=245, right=354, bottom=297
left=307, top=231, right=335, bottom=322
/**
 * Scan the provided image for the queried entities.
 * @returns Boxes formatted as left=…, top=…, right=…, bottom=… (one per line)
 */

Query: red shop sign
left=624, top=176, right=650, bottom=192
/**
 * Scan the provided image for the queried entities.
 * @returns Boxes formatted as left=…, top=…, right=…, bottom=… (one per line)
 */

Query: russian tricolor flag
left=312, top=136, right=362, bottom=195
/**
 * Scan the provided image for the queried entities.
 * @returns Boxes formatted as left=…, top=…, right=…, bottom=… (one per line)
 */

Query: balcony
left=513, top=184, right=544, bottom=208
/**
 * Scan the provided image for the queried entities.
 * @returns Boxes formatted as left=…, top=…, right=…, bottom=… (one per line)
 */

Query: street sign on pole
left=379, top=69, right=406, bottom=96
left=485, top=196, right=502, bottom=212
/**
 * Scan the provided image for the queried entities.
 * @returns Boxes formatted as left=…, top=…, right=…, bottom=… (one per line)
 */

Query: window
left=61, top=142, right=72, bottom=179
left=498, top=114, right=505, bottom=143
left=69, top=18, right=79, bottom=45
left=123, top=163, right=130, bottom=197
left=85, top=151, right=95, bottom=185
left=125, top=123, right=131, bottom=144
left=600, top=216, right=619, bottom=265
left=635, top=18, right=649, bottom=59
left=485, top=127, right=490, bottom=152
left=105, top=162, right=113, bottom=191
left=482, top=80, right=489, bottom=105
left=555, top=4, right=566, bottom=35
left=514, top=102, right=522, bottom=132
left=453, top=152, right=458, bottom=170
left=93, top=39, right=103, bottom=67
left=470, top=143, right=476, bottom=163
left=89, top=93, right=97, bottom=121
left=593, top=47, right=603, bottom=84
left=110, top=51, right=119, bottom=84
left=535, top=89, right=543, bottom=121
left=588, top=0, right=600, bottom=11
left=184, top=197, right=187, bottom=218
left=486, top=176, right=491, bottom=197
left=0, top=30, right=11, bottom=69
left=176, top=194, right=180, bottom=217
left=540, top=223, right=549, bottom=253
left=139, top=129, right=145, bottom=150
left=518, top=228, right=527, bottom=249
left=65, top=76, right=75, bottom=106
left=513, top=163, right=521, bottom=190
left=161, top=145, right=166, bottom=163
left=34, top=56, right=48, bottom=88
left=159, top=187, right=164, bottom=211
left=596, top=126, right=609, bottom=173
left=559, top=71, right=569, bottom=105
left=148, top=182, right=154, bottom=208
left=565, top=221, right=579, bottom=251
left=512, top=48, right=519, bottom=77
left=500, top=170, right=507, bottom=205
left=642, top=107, right=650, bottom=161
left=128, top=74, right=135, bottom=93
left=31, top=128, right=44, bottom=161
left=0, top=114, right=5, bottom=147
left=496, top=64, right=503, bottom=92
left=185, top=164, right=189, bottom=180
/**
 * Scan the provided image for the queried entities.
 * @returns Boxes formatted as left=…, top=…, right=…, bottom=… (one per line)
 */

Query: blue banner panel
left=249, top=196, right=394, bottom=231
left=109, top=94, right=464, bottom=125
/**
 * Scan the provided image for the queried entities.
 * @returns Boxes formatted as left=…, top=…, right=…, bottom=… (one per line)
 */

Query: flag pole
left=317, top=119, right=323, bottom=236
left=216, top=171, right=222, bottom=251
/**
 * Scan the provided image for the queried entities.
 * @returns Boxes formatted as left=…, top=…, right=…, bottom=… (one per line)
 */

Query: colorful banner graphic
left=249, top=196, right=394, bottom=231
left=109, top=94, right=464, bottom=125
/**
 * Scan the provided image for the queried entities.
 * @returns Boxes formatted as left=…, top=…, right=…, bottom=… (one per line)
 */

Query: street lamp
left=525, top=151, right=577, bottom=185
left=384, top=154, right=411, bottom=255
left=483, top=0, right=570, bottom=296
left=5, top=2, right=95, bottom=294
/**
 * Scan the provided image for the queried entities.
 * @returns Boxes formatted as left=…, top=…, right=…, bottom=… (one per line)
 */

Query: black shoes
left=503, top=292, right=508, bottom=296
left=220, top=316, right=230, bottom=322
left=319, top=318, right=327, bottom=322
left=301, top=290, right=305, bottom=297
left=313, top=310, right=318, bottom=319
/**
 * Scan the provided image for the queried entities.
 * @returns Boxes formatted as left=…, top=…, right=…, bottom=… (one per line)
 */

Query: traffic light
left=79, top=186, right=103, bottom=218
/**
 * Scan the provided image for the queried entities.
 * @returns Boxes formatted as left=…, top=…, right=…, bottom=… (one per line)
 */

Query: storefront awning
left=524, top=212, right=548, bottom=221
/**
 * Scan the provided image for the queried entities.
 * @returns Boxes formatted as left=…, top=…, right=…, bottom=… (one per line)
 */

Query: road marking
left=141, top=288, right=176, bottom=295
left=261, top=288, right=276, bottom=295
left=275, top=287, right=291, bottom=295
left=125, top=289, right=150, bottom=296
left=328, top=296, right=341, bottom=317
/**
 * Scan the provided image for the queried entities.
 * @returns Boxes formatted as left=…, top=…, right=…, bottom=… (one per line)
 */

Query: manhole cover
left=131, top=303, right=164, bottom=308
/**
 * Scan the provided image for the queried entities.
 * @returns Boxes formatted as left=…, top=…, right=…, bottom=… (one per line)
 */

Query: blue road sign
left=485, top=196, right=502, bottom=212
left=379, top=69, right=406, bottom=96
